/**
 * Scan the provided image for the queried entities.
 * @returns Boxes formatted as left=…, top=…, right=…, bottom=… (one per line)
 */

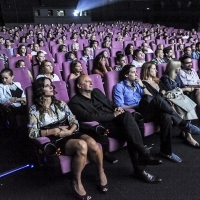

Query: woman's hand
left=9, top=97, right=16, bottom=103
left=58, top=126, right=73, bottom=138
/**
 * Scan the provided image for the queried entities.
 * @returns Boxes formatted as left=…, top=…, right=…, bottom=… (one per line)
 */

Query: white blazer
left=0, top=82, right=26, bottom=107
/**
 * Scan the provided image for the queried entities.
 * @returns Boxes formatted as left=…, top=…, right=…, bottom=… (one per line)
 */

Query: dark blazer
left=68, top=88, right=117, bottom=122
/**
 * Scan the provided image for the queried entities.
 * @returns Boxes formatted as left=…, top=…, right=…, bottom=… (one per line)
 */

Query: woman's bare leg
left=65, top=139, right=91, bottom=198
left=80, top=134, right=107, bottom=190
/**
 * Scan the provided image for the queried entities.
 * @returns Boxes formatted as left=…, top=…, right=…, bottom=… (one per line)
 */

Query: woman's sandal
left=72, top=185, right=91, bottom=200
left=97, top=183, right=108, bottom=194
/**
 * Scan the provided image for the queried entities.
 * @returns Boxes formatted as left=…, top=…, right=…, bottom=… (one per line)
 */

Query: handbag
left=40, top=117, right=68, bottom=156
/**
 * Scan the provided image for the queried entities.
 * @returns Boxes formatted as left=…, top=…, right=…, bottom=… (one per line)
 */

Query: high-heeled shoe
left=72, top=186, right=92, bottom=200
left=97, top=183, right=108, bottom=194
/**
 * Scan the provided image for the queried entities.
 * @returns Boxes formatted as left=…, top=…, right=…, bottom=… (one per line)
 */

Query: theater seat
left=103, top=71, right=160, bottom=137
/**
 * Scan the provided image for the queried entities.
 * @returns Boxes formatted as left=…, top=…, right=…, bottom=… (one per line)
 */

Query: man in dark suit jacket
left=68, top=74, right=162, bottom=183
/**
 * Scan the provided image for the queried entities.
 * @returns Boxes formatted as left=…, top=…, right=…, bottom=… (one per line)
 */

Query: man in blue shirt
left=113, top=64, right=200, bottom=163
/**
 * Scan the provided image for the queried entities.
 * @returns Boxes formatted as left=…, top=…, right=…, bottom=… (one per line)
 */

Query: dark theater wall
left=0, top=0, right=200, bottom=30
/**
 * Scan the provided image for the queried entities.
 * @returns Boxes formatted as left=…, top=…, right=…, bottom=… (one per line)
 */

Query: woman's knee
left=87, top=137, right=99, bottom=151
left=74, top=140, right=88, bottom=155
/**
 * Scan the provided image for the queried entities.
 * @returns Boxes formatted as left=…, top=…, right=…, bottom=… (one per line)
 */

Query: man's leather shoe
left=138, top=153, right=162, bottom=165
left=133, top=170, right=162, bottom=183
left=104, top=152, right=118, bottom=164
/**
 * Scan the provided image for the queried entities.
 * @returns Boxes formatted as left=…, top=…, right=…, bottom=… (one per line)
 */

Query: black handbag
left=40, top=117, right=68, bottom=156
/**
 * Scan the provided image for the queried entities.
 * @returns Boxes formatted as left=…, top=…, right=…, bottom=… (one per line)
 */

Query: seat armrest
left=32, top=137, right=51, bottom=145
left=80, top=121, right=99, bottom=127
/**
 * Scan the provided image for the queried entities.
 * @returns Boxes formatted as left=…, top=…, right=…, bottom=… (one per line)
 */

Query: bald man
left=68, top=74, right=162, bottom=184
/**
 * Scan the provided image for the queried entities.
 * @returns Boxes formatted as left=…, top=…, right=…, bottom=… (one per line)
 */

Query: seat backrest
left=68, top=74, right=104, bottom=99
left=62, top=61, right=87, bottom=82
left=87, top=59, right=94, bottom=75
left=94, top=48, right=109, bottom=57
left=145, top=53, right=154, bottom=61
left=112, top=41, right=123, bottom=49
left=157, top=63, right=167, bottom=78
left=103, top=71, right=120, bottom=101
left=33, top=63, right=62, bottom=81
left=26, top=81, right=69, bottom=110
left=55, top=52, right=66, bottom=70
left=8, top=56, right=32, bottom=72
left=32, top=53, right=54, bottom=65
left=53, top=81, right=69, bottom=103
left=12, top=67, right=32, bottom=90
left=0, top=49, right=12, bottom=58
left=51, top=44, right=60, bottom=58
left=108, top=57, right=116, bottom=68
left=110, top=48, right=124, bottom=57
left=192, top=59, right=199, bottom=71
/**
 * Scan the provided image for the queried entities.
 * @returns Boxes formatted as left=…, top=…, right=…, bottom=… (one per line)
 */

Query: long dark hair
left=32, top=77, right=61, bottom=117
left=18, top=44, right=27, bottom=56
left=93, top=53, right=110, bottom=73
left=70, top=60, right=84, bottom=75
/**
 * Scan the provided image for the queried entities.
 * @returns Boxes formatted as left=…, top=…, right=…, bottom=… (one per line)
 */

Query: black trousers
left=138, top=94, right=183, bottom=155
left=102, top=111, right=147, bottom=171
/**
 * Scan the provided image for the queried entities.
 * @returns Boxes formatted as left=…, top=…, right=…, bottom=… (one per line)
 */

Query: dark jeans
left=101, top=111, right=147, bottom=171
left=138, top=94, right=183, bottom=155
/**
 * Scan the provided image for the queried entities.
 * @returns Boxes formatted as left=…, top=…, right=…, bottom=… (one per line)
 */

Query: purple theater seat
left=32, top=63, right=62, bottom=81
left=55, top=52, right=66, bottom=70
left=51, top=44, right=60, bottom=58
left=145, top=53, right=154, bottom=62
left=134, top=40, right=144, bottom=48
left=8, top=56, right=32, bottom=71
left=68, top=74, right=104, bottom=99
left=157, top=63, right=167, bottom=78
left=108, top=57, right=116, bottom=68
left=111, top=41, right=123, bottom=49
left=12, top=67, right=32, bottom=90
left=53, top=81, right=69, bottom=102
left=62, top=61, right=87, bottom=83
left=94, top=48, right=109, bottom=57
left=103, top=71, right=160, bottom=137
left=0, top=49, right=12, bottom=58
left=25, top=85, right=101, bottom=174
left=32, top=53, right=54, bottom=65
left=110, top=48, right=124, bottom=57
left=87, top=59, right=94, bottom=75
left=192, top=59, right=199, bottom=71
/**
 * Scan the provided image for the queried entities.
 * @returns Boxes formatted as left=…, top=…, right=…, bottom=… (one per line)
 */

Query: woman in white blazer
left=0, top=68, right=26, bottom=128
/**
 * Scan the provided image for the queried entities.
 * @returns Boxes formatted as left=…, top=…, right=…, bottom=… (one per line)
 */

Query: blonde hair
left=164, top=59, right=181, bottom=80
left=141, top=61, right=160, bottom=83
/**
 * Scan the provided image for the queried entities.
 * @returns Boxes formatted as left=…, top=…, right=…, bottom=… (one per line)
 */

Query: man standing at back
left=68, top=74, right=162, bottom=184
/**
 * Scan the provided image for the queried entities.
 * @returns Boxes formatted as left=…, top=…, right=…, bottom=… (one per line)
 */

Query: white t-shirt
left=36, top=74, right=60, bottom=82
left=131, top=60, right=145, bottom=68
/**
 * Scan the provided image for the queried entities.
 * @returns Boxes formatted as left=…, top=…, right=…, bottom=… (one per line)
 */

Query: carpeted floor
left=1, top=125, right=200, bottom=200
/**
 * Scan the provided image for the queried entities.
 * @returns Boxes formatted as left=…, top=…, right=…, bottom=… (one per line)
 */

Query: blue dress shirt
left=113, top=80, right=144, bottom=108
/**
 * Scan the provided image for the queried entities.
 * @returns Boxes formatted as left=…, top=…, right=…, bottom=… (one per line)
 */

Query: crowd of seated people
left=1, top=21, right=200, bottom=199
